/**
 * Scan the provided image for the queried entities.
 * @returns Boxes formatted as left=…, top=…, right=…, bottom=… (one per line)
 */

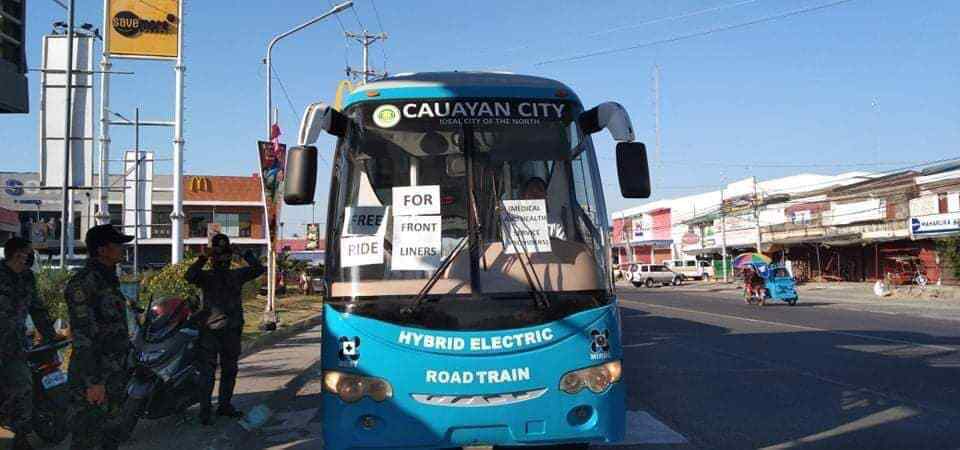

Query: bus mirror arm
left=577, top=102, right=635, bottom=142
left=298, top=102, right=349, bottom=145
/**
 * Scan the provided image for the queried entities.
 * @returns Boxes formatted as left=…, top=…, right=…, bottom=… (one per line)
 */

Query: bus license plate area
left=41, top=371, right=67, bottom=390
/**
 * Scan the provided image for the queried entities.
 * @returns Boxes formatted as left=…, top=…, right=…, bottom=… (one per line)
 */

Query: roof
left=345, top=71, right=580, bottom=108
left=183, top=175, right=263, bottom=202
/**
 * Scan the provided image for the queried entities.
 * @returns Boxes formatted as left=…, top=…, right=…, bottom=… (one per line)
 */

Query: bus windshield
left=325, top=98, right=611, bottom=330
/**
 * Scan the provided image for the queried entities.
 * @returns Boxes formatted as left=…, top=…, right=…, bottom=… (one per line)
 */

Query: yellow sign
left=190, top=176, right=211, bottom=193
left=333, top=80, right=353, bottom=111
left=106, top=0, right=180, bottom=59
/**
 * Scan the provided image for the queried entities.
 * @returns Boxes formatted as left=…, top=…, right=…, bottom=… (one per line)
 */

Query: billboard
left=123, top=151, right=154, bottom=239
left=106, top=0, right=181, bottom=59
left=40, top=35, right=94, bottom=188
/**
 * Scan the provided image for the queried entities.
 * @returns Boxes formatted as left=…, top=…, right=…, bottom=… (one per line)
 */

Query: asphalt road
left=618, top=285, right=960, bottom=450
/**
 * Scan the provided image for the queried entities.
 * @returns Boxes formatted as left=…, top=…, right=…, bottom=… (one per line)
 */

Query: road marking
left=599, top=411, right=688, bottom=446
left=622, top=299, right=957, bottom=353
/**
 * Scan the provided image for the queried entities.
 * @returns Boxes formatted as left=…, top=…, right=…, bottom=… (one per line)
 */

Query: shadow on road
left=620, top=305, right=960, bottom=449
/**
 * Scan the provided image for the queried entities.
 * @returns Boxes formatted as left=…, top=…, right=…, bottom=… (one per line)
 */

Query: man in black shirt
left=185, top=233, right=265, bottom=424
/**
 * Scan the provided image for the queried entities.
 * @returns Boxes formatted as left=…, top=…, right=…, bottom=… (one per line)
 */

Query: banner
left=40, top=35, right=94, bottom=188
left=258, top=131, right=286, bottom=246
left=106, top=0, right=180, bottom=59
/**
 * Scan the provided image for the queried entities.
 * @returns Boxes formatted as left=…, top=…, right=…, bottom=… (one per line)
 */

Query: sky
left=4, top=0, right=959, bottom=237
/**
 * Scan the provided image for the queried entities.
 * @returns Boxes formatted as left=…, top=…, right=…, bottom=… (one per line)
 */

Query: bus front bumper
left=322, top=382, right=625, bottom=450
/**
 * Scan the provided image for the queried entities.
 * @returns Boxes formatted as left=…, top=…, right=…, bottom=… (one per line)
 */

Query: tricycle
left=743, top=262, right=799, bottom=306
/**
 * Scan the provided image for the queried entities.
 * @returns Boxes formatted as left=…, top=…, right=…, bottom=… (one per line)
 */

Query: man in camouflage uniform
left=65, top=225, right=133, bottom=450
left=0, top=237, right=58, bottom=450
left=185, top=233, right=264, bottom=424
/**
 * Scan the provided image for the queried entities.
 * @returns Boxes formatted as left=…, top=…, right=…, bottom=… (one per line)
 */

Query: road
left=617, top=284, right=960, bottom=449
left=10, top=285, right=959, bottom=449
left=245, top=284, right=960, bottom=449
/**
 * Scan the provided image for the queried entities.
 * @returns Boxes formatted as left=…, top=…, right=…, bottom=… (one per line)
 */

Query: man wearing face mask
left=0, top=238, right=58, bottom=450
left=185, top=233, right=265, bottom=425
left=65, top=225, right=134, bottom=450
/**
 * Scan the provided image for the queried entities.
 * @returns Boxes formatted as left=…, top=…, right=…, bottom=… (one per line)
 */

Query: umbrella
left=732, top=253, right=772, bottom=269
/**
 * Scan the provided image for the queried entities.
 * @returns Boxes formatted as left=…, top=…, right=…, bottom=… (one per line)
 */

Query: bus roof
left=343, top=71, right=581, bottom=109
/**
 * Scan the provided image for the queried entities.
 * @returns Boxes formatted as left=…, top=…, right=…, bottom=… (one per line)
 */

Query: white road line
left=599, top=411, right=688, bottom=446
left=623, top=299, right=957, bottom=353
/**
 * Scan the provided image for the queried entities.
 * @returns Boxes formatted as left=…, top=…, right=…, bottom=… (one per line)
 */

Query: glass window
left=238, top=213, right=252, bottom=237
left=189, top=212, right=211, bottom=238
left=214, top=213, right=240, bottom=237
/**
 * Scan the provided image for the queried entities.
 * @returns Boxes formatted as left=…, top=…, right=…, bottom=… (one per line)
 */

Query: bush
left=35, top=267, right=72, bottom=321
left=140, top=259, right=201, bottom=302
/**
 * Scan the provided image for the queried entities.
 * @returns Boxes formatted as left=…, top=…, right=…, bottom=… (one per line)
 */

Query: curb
left=240, top=311, right=324, bottom=358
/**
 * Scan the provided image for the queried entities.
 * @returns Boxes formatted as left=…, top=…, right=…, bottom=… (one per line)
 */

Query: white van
left=664, top=259, right=714, bottom=281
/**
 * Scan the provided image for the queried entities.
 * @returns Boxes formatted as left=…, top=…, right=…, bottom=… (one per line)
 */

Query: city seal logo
left=372, top=104, right=401, bottom=129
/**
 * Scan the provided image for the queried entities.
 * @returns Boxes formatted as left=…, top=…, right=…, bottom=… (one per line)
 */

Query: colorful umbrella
left=732, top=252, right=772, bottom=269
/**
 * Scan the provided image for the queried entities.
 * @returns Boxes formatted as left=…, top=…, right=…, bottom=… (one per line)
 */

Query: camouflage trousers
left=68, top=371, right=129, bottom=450
left=0, top=359, right=34, bottom=435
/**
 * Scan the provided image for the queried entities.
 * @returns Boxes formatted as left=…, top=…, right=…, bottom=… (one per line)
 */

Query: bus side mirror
left=284, top=146, right=318, bottom=205
left=298, top=102, right=348, bottom=145
left=578, top=102, right=635, bottom=142
left=616, top=142, right=651, bottom=198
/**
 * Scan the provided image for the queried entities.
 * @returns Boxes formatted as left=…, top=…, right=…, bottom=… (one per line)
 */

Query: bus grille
left=410, top=388, right=547, bottom=407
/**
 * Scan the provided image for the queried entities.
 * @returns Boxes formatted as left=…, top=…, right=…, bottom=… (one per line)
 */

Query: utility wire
left=326, top=0, right=352, bottom=70
left=270, top=65, right=330, bottom=168
left=369, top=0, right=389, bottom=74
left=536, top=0, right=857, bottom=66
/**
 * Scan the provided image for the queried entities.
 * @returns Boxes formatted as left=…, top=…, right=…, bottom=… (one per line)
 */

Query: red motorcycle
left=0, top=339, right=73, bottom=445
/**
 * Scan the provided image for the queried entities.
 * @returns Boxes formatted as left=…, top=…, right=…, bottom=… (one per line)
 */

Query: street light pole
left=59, top=0, right=76, bottom=269
left=262, top=0, right=353, bottom=327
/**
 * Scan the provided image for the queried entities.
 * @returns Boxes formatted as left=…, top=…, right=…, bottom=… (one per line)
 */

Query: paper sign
left=392, top=215, right=442, bottom=270
left=393, top=186, right=441, bottom=216
left=340, top=235, right=384, bottom=267
left=501, top=200, right=552, bottom=254
left=344, top=206, right=389, bottom=236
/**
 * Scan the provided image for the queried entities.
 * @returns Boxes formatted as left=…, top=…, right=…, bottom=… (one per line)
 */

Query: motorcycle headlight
left=559, top=360, right=622, bottom=394
left=323, top=371, right=393, bottom=403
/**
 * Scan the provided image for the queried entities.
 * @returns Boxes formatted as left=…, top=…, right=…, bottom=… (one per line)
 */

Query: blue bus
left=284, top=72, right=651, bottom=449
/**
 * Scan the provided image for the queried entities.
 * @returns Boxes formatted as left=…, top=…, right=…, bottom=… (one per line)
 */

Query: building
left=0, top=171, right=268, bottom=267
left=611, top=165, right=960, bottom=284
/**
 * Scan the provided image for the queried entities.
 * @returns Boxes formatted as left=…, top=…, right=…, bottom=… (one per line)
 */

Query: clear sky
left=4, top=0, right=959, bottom=236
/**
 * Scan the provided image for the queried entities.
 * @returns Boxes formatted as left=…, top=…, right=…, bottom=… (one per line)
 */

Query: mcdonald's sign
left=190, top=176, right=211, bottom=193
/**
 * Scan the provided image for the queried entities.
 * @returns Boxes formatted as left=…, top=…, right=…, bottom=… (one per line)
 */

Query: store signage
left=4, top=179, right=23, bottom=196
left=189, top=176, right=211, bottom=193
left=910, top=212, right=960, bottom=237
left=106, top=0, right=180, bottom=59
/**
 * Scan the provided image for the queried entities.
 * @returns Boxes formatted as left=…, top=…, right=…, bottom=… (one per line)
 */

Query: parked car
left=664, top=259, right=714, bottom=281
left=627, top=263, right=681, bottom=288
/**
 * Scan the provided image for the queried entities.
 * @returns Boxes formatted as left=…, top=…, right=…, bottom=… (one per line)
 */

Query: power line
left=269, top=65, right=330, bottom=169
left=326, top=0, right=352, bottom=70
left=535, top=0, right=857, bottom=66
left=585, top=0, right=765, bottom=39
left=369, top=0, right=389, bottom=74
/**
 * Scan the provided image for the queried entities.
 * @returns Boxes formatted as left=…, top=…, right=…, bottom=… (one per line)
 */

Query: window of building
left=211, top=212, right=253, bottom=238
left=189, top=212, right=211, bottom=238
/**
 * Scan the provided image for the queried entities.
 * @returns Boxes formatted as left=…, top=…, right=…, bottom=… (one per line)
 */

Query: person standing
left=185, top=233, right=265, bottom=425
left=65, top=225, right=133, bottom=450
left=0, top=237, right=58, bottom=450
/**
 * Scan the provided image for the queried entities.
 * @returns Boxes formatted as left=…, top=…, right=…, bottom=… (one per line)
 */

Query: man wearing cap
left=185, top=233, right=265, bottom=424
left=0, top=237, right=58, bottom=450
left=64, top=224, right=133, bottom=450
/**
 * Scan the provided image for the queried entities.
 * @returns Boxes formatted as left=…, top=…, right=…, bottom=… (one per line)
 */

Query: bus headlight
left=323, top=371, right=393, bottom=403
left=559, top=360, right=622, bottom=394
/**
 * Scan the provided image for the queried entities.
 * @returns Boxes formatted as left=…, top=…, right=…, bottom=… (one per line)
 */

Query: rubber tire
left=673, top=277, right=682, bottom=286
left=758, top=290, right=767, bottom=307
left=789, top=299, right=798, bottom=306
left=645, top=278, right=655, bottom=288
left=32, top=403, right=68, bottom=444
left=632, top=281, right=642, bottom=288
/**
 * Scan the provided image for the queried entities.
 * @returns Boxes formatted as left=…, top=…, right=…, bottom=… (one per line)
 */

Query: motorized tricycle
left=743, top=263, right=799, bottom=306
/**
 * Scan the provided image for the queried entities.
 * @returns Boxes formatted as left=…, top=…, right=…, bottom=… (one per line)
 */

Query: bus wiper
left=402, top=236, right=468, bottom=315
left=499, top=201, right=551, bottom=310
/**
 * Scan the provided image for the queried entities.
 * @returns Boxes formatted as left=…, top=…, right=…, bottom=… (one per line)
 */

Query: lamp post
left=261, top=0, right=353, bottom=328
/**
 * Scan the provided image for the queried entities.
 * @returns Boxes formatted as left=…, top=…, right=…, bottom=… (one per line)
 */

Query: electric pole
left=345, top=30, right=387, bottom=84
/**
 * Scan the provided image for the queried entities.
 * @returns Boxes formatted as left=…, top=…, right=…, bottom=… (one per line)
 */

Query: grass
left=241, top=292, right=324, bottom=343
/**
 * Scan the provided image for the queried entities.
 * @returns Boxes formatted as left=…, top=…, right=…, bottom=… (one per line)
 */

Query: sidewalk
left=2, top=319, right=323, bottom=450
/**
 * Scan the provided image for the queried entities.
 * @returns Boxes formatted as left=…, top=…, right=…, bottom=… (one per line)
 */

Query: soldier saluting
left=65, top=224, right=133, bottom=450
left=185, top=233, right=265, bottom=425
left=0, top=237, right=58, bottom=450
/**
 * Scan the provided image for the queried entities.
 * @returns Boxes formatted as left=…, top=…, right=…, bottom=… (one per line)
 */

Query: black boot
left=199, top=403, right=213, bottom=426
left=12, top=432, right=34, bottom=450
left=216, top=403, right=244, bottom=418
